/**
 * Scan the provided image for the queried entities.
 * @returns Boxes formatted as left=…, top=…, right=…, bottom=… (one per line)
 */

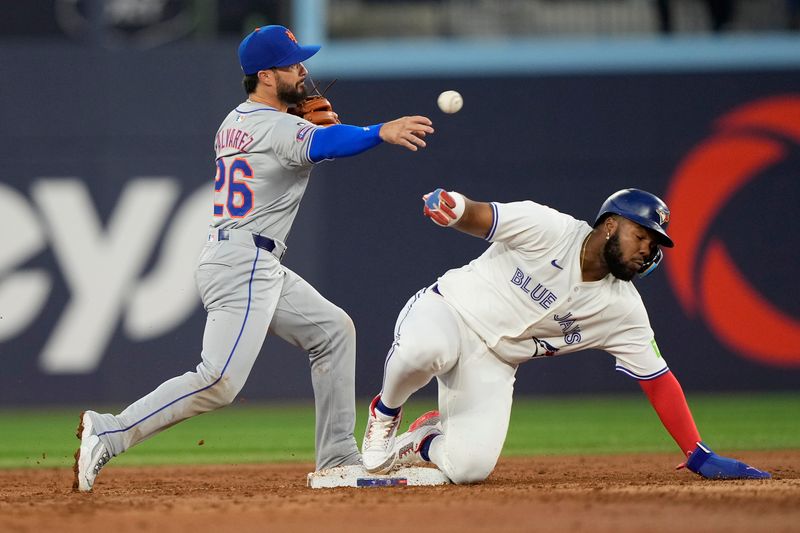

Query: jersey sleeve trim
left=614, top=365, right=670, bottom=381
left=303, top=127, right=317, bottom=164
left=485, top=202, right=500, bottom=240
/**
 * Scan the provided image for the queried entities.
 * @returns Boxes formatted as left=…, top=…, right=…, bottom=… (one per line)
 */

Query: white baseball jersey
left=436, top=200, right=668, bottom=379
left=212, top=101, right=319, bottom=243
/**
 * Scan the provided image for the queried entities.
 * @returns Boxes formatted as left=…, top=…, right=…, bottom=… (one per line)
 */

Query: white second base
left=307, top=465, right=450, bottom=489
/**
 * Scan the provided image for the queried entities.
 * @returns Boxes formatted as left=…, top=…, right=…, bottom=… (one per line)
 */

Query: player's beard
left=603, top=233, right=638, bottom=281
left=276, top=77, right=307, bottom=106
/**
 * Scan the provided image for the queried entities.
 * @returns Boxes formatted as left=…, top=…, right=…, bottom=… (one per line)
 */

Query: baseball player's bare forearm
left=453, top=199, right=494, bottom=238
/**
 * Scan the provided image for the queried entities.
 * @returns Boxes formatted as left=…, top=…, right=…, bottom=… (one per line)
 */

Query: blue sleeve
left=309, top=123, right=384, bottom=162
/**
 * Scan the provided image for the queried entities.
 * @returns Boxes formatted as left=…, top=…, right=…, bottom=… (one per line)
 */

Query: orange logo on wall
left=664, top=95, right=800, bottom=367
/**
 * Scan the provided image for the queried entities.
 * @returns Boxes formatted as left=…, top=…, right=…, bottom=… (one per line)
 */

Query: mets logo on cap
left=238, top=25, right=321, bottom=75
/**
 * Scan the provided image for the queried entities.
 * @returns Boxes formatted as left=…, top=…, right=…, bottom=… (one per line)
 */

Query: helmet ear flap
left=638, top=248, right=663, bottom=278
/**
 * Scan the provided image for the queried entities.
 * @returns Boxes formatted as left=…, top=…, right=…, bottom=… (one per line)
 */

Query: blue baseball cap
left=238, top=25, right=321, bottom=75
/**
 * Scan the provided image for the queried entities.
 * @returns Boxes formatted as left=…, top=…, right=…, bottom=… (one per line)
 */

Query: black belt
left=252, top=233, right=278, bottom=253
left=216, top=229, right=284, bottom=260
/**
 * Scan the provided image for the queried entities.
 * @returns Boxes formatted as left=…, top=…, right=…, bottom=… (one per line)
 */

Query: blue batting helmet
left=594, top=188, right=674, bottom=248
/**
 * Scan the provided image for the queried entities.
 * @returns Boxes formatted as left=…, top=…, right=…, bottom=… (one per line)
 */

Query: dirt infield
left=1, top=451, right=798, bottom=532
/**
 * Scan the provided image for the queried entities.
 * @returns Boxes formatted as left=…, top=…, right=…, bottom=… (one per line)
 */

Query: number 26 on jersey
left=214, top=158, right=254, bottom=218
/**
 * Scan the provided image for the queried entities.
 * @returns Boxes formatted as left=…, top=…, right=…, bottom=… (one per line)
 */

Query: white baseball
left=437, top=90, right=463, bottom=114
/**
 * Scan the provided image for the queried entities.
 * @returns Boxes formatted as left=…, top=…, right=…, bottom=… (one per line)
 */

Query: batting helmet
left=594, top=188, right=674, bottom=248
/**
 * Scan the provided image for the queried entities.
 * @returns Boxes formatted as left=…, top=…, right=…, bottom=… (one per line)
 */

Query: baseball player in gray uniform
left=361, top=187, right=771, bottom=483
left=73, top=25, right=434, bottom=492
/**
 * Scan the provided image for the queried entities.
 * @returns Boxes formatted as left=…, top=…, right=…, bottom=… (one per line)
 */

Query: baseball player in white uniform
left=73, top=25, right=434, bottom=492
left=362, top=188, right=771, bottom=483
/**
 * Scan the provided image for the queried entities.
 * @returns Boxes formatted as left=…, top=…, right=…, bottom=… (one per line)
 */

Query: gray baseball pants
left=89, top=238, right=361, bottom=470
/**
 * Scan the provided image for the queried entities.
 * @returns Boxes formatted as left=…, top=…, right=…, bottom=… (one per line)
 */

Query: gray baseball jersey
left=212, top=101, right=319, bottom=242
left=87, top=101, right=361, bottom=471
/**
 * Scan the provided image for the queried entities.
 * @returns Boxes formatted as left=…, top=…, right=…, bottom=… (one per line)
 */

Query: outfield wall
left=1, top=42, right=799, bottom=404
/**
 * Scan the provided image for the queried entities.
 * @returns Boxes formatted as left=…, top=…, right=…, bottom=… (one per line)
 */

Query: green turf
left=0, top=392, right=797, bottom=469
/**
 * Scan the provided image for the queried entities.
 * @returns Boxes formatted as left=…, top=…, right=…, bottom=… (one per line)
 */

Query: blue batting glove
left=685, top=442, right=771, bottom=480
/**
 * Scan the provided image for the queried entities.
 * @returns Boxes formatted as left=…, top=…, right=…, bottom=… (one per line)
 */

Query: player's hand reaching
left=380, top=116, right=434, bottom=151
left=423, top=188, right=465, bottom=227
left=679, top=442, right=771, bottom=480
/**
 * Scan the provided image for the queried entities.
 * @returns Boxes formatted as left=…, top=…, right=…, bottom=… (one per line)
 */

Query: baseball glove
left=292, top=95, right=341, bottom=126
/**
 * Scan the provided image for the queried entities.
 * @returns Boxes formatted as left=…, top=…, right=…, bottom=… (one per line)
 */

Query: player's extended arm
left=640, top=371, right=770, bottom=479
left=422, top=188, right=494, bottom=238
left=308, top=116, right=433, bottom=162
left=638, top=371, right=701, bottom=456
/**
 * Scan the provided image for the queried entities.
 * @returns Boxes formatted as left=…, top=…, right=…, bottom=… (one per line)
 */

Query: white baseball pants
left=379, top=287, right=518, bottom=484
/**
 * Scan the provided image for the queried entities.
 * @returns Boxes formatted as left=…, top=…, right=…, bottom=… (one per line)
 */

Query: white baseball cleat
left=362, top=395, right=402, bottom=474
left=395, top=410, right=442, bottom=468
left=72, top=410, right=112, bottom=492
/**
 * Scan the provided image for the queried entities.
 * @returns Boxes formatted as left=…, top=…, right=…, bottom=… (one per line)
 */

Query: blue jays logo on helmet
left=656, top=206, right=670, bottom=225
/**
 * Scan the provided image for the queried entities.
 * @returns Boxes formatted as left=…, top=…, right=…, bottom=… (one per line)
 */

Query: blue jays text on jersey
left=554, top=312, right=582, bottom=344
left=510, top=268, right=557, bottom=309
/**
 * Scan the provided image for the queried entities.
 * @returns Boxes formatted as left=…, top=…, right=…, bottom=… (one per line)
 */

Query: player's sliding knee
left=447, top=461, right=495, bottom=484
left=443, top=451, right=497, bottom=484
